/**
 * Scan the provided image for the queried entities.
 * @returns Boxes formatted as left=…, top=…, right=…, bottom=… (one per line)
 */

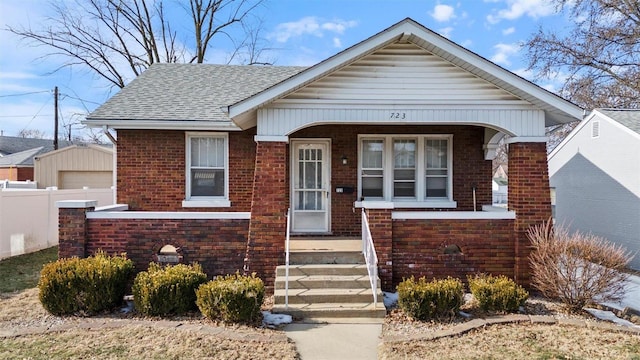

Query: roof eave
left=83, top=119, right=243, bottom=131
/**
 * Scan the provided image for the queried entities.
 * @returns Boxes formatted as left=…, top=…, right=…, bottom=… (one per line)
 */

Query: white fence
left=0, top=188, right=115, bottom=260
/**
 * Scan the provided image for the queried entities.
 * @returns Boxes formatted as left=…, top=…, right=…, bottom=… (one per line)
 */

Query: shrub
left=528, top=219, right=632, bottom=313
left=38, top=251, right=134, bottom=315
left=132, top=263, right=208, bottom=316
left=196, top=273, right=265, bottom=323
left=468, top=273, right=528, bottom=312
left=397, top=276, right=464, bottom=320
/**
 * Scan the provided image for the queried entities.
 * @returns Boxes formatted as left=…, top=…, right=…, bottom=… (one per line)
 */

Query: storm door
left=291, top=140, right=331, bottom=233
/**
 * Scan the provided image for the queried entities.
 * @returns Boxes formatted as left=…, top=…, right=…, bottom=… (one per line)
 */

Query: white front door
left=291, top=140, right=331, bottom=233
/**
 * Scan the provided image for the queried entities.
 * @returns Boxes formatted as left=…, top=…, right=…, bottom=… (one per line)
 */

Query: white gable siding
left=280, top=43, right=525, bottom=105
left=257, top=42, right=546, bottom=137
left=549, top=113, right=640, bottom=197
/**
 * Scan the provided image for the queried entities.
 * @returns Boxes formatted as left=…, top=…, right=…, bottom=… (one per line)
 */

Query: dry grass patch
left=380, top=323, right=640, bottom=360
left=0, top=326, right=298, bottom=360
left=0, top=288, right=58, bottom=327
left=1, top=288, right=298, bottom=360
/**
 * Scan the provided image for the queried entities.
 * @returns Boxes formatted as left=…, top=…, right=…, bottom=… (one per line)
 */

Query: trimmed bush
left=397, top=276, right=464, bottom=320
left=38, top=251, right=134, bottom=316
left=468, top=274, right=528, bottom=312
left=528, top=219, right=632, bottom=313
left=132, top=263, right=208, bottom=316
left=196, top=273, right=265, bottom=323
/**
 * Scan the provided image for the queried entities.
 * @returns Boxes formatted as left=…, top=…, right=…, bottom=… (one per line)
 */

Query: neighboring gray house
left=548, top=109, right=640, bottom=270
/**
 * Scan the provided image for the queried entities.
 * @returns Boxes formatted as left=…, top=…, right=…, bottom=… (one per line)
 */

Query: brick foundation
left=86, top=218, right=248, bottom=277
left=391, top=218, right=515, bottom=288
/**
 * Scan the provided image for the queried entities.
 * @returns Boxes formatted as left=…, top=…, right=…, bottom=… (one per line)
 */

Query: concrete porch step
left=274, top=287, right=379, bottom=304
left=289, top=251, right=365, bottom=265
left=274, top=274, right=372, bottom=289
left=289, top=238, right=362, bottom=252
left=272, top=302, right=386, bottom=320
left=276, top=264, right=369, bottom=277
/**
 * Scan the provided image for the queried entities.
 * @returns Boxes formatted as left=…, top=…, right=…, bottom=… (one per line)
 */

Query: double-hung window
left=393, top=139, right=416, bottom=198
left=183, top=132, right=230, bottom=207
left=361, top=139, right=384, bottom=197
left=358, top=135, right=454, bottom=207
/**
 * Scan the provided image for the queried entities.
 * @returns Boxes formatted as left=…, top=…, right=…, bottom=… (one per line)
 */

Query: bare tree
left=7, top=0, right=268, bottom=90
left=525, top=0, right=640, bottom=110
left=17, top=129, right=49, bottom=139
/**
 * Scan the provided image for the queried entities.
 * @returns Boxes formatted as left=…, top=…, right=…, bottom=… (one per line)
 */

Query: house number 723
left=390, top=112, right=406, bottom=119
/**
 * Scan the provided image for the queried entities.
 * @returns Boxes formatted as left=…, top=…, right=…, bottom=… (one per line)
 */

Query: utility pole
left=54, top=86, right=59, bottom=150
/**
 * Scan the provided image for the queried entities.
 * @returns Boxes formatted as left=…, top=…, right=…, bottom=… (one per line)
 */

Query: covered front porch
left=243, top=121, right=550, bottom=292
left=237, top=20, right=578, bottom=291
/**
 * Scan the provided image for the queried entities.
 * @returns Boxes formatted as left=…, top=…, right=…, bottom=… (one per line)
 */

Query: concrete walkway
left=284, top=321, right=382, bottom=360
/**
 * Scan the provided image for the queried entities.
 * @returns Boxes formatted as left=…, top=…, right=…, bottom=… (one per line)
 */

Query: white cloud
left=269, top=17, right=358, bottom=43
left=430, top=4, right=456, bottom=22
left=322, top=20, right=357, bottom=34
left=487, top=0, right=557, bottom=24
left=502, top=27, right=516, bottom=35
left=438, top=27, right=454, bottom=38
left=333, top=37, right=342, bottom=48
left=490, top=43, right=520, bottom=66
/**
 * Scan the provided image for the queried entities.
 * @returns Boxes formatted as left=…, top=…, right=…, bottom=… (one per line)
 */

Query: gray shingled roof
left=0, top=147, right=45, bottom=167
left=87, top=63, right=306, bottom=122
left=0, top=136, right=72, bottom=156
left=599, top=109, right=640, bottom=135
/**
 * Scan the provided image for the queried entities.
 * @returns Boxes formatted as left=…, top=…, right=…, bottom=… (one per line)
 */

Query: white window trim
left=183, top=132, right=231, bottom=208
left=357, top=134, right=455, bottom=208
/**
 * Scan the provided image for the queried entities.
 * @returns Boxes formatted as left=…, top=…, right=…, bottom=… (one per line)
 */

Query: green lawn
left=0, top=247, right=58, bottom=293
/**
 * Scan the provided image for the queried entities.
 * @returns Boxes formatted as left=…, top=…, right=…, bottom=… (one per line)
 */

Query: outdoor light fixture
left=341, top=155, right=348, bottom=165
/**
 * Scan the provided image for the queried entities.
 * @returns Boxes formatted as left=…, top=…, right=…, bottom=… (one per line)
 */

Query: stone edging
left=383, top=314, right=640, bottom=343
left=0, top=318, right=288, bottom=343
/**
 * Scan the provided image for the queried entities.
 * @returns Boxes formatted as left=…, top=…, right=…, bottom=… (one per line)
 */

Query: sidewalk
left=284, top=321, right=382, bottom=360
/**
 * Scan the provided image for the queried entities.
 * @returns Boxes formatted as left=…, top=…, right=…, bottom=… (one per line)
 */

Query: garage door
left=59, top=171, right=113, bottom=189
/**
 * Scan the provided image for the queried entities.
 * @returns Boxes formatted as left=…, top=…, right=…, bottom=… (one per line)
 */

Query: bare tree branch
left=525, top=0, right=640, bottom=109
left=6, top=0, right=269, bottom=90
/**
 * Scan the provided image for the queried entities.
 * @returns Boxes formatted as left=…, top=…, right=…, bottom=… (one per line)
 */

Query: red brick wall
left=116, top=125, right=489, bottom=223
left=508, top=142, right=552, bottom=287
left=85, top=218, right=248, bottom=277
left=392, top=219, right=516, bottom=287
left=116, top=129, right=256, bottom=211
left=292, top=125, right=492, bottom=235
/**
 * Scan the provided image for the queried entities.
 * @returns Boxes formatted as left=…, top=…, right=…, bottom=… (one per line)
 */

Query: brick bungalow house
left=59, top=18, right=582, bottom=294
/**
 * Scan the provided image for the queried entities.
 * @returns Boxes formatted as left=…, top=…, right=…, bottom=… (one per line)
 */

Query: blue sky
left=0, top=0, right=571, bottom=138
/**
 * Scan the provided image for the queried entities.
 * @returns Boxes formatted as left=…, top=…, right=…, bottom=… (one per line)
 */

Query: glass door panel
left=291, top=141, right=330, bottom=232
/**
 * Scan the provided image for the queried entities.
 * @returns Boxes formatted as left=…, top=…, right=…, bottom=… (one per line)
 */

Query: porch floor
left=289, top=237, right=362, bottom=252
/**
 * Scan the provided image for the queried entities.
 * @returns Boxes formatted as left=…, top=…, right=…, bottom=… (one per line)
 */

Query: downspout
left=102, top=125, right=117, bottom=145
